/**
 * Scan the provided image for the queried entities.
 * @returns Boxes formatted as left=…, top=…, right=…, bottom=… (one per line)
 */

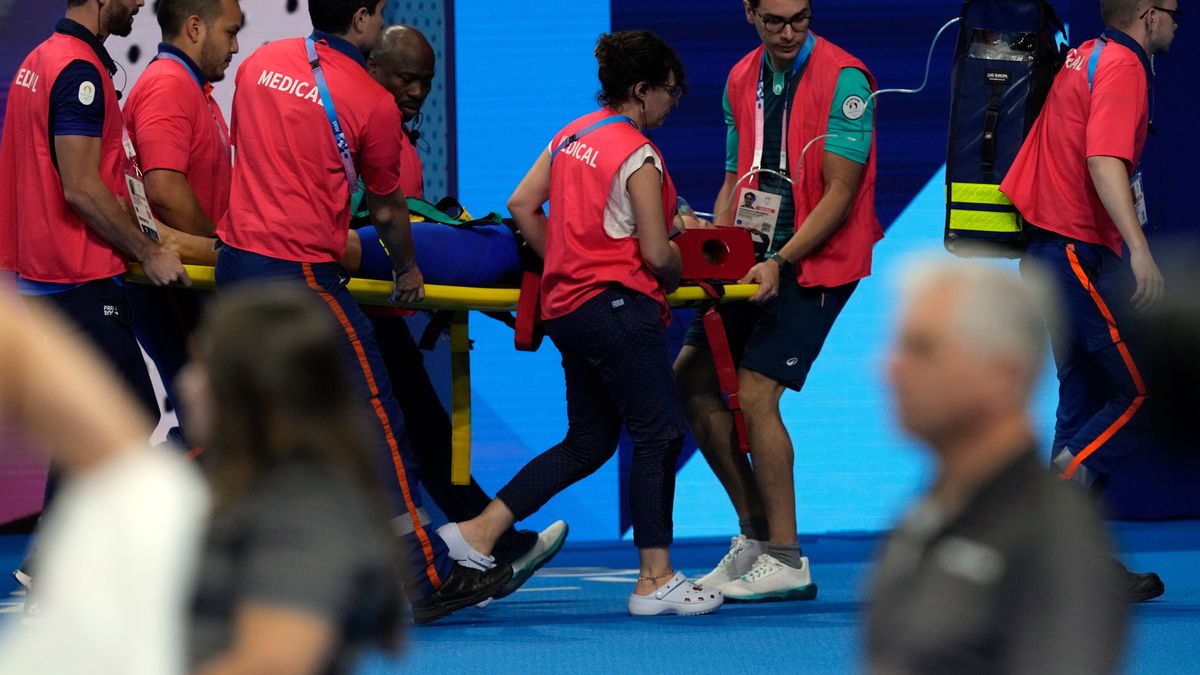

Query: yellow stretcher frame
left=129, top=265, right=758, bottom=484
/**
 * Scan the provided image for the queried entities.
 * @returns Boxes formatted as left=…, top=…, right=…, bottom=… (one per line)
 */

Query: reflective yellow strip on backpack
left=948, top=209, right=1022, bottom=234
left=949, top=182, right=1014, bottom=206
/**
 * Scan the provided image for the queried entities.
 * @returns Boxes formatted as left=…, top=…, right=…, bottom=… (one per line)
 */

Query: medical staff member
left=0, top=0, right=186, bottom=403
left=442, top=30, right=723, bottom=617
left=679, top=0, right=881, bottom=602
left=215, top=0, right=512, bottom=623
left=1000, top=0, right=1179, bottom=602
left=356, top=25, right=568, bottom=592
left=0, top=0, right=188, bottom=594
left=123, top=0, right=242, bottom=441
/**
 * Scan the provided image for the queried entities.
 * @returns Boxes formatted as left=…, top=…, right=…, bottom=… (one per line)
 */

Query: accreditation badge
left=734, top=188, right=782, bottom=257
left=1131, top=171, right=1148, bottom=229
left=124, top=172, right=159, bottom=241
left=121, top=130, right=159, bottom=241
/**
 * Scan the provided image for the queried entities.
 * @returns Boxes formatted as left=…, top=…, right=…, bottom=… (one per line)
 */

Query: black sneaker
left=410, top=562, right=513, bottom=625
left=1117, top=560, right=1165, bottom=602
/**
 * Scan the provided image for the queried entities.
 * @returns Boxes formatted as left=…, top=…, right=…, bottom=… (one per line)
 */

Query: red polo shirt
left=123, top=46, right=232, bottom=231
left=219, top=33, right=405, bottom=263
left=1001, top=37, right=1149, bottom=255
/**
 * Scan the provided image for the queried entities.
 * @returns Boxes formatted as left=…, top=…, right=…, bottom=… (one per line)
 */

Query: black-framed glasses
left=1141, top=6, right=1181, bottom=23
left=755, top=11, right=813, bottom=34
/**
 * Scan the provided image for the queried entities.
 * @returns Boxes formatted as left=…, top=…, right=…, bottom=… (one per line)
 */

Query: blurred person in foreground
left=0, top=291, right=208, bottom=675
left=867, top=261, right=1127, bottom=675
left=182, top=286, right=403, bottom=675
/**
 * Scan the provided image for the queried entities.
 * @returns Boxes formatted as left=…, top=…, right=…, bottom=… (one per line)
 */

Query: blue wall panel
left=453, top=0, right=1199, bottom=541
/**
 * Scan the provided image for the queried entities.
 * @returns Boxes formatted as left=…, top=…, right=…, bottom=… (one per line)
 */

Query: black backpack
left=945, top=0, right=1068, bottom=257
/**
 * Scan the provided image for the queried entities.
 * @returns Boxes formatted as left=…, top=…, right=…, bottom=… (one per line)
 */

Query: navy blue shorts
left=684, top=266, right=857, bottom=391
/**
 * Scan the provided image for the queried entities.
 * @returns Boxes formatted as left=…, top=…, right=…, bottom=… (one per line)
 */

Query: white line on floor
left=537, top=568, right=638, bottom=578
left=515, top=586, right=582, bottom=593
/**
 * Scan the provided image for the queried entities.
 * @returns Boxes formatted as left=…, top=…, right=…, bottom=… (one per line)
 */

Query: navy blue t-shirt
left=49, top=59, right=105, bottom=137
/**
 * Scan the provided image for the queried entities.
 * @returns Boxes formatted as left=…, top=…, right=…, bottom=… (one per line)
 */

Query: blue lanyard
left=549, top=115, right=636, bottom=165
left=155, top=51, right=203, bottom=88
left=306, top=37, right=358, bottom=196
left=759, top=31, right=814, bottom=95
left=1087, top=29, right=1154, bottom=127
left=753, top=32, right=815, bottom=173
left=155, top=51, right=229, bottom=150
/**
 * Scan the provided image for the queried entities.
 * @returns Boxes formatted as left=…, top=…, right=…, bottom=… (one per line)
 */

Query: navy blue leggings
left=497, top=287, right=685, bottom=549
left=215, top=245, right=452, bottom=599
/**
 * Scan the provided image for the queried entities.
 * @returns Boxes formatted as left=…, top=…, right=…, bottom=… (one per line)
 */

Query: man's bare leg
left=675, top=345, right=765, bottom=529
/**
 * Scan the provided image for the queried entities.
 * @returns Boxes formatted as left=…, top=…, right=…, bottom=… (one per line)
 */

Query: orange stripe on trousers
left=302, top=264, right=443, bottom=589
left=1060, top=245, right=1147, bottom=480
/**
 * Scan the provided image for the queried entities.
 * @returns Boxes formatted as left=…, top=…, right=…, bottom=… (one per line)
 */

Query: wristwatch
left=766, top=252, right=788, bottom=268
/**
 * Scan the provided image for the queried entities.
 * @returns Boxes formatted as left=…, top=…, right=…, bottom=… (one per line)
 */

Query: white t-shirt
left=0, top=447, right=210, bottom=675
left=604, top=144, right=663, bottom=239
left=548, top=140, right=663, bottom=239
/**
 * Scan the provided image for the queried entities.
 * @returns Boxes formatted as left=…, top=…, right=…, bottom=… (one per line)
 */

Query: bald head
left=368, top=25, right=436, bottom=122
left=374, top=25, right=435, bottom=63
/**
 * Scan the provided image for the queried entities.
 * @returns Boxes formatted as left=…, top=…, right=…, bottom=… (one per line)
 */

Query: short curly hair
left=594, top=31, right=687, bottom=107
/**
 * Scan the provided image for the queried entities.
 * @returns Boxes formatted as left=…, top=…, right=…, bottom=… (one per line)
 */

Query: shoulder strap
left=305, top=37, right=358, bottom=196
left=549, top=115, right=636, bottom=166
left=1088, top=38, right=1107, bottom=92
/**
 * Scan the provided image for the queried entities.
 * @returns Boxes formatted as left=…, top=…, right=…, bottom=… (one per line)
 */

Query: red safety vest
left=0, top=32, right=128, bottom=283
left=541, top=109, right=677, bottom=322
left=726, top=35, right=882, bottom=288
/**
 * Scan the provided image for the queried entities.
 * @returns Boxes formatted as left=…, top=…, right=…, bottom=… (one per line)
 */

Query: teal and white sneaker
left=494, top=520, right=569, bottom=599
left=718, top=554, right=818, bottom=603
left=694, top=535, right=764, bottom=588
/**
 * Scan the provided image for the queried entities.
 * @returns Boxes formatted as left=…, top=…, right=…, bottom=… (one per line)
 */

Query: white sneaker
left=694, top=535, right=764, bottom=588
left=719, top=554, right=818, bottom=603
left=628, top=572, right=723, bottom=616
left=436, top=523, right=497, bottom=608
left=12, top=568, right=32, bottom=591
left=494, top=520, right=569, bottom=599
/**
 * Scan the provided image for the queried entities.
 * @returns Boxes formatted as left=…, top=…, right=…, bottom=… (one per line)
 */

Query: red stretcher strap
left=514, top=270, right=544, bottom=351
left=693, top=281, right=750, bottom=454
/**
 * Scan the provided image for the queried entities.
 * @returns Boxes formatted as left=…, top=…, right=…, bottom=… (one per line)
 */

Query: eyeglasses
left=655, top=83, right=684, bottom=100
left=1141, top=6, right=1181, bottom=23
left=755, top=11, right=813, bottom=34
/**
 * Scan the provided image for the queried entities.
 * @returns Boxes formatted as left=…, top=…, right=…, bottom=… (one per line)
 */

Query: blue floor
left=3, top=521, right=1198, bottom=673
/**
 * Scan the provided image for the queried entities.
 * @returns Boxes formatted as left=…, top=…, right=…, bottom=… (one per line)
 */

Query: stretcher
left=128, top=264, right=758, bottom=485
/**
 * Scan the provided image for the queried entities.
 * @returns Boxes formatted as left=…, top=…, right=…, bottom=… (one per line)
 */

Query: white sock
left=436, top=523, right=496, bottom=571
